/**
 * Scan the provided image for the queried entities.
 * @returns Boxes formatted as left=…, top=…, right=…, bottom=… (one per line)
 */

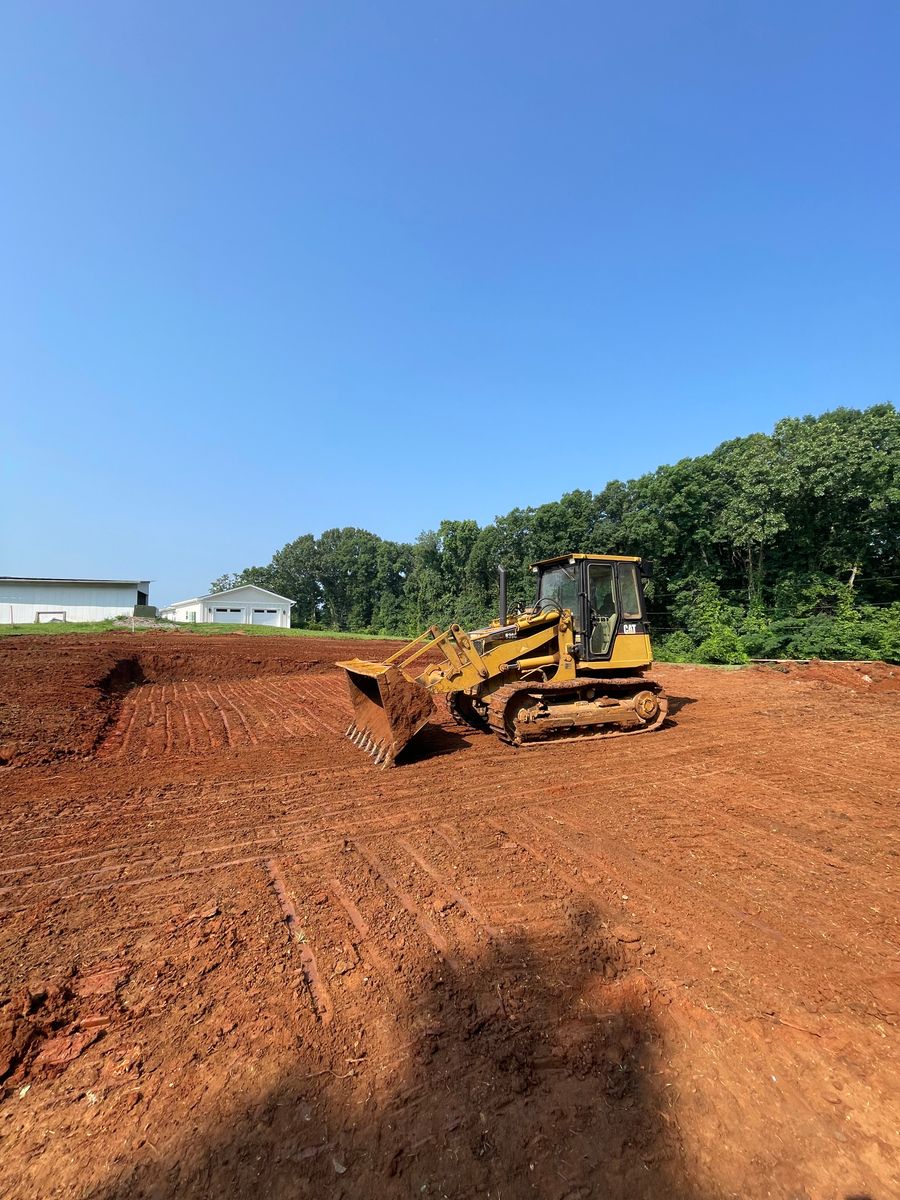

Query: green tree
left=215, top=403, right=899, bottom=661
left=317, top=527, right=383, bottom=630
left=267, top=535, right=319, bottom=625
left=209, top=573, right=242, bottom=593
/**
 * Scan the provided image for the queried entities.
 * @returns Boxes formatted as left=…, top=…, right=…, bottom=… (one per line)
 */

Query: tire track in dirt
left=0, top=855, right=274, bottom=914
left=94, top=673, right=353, bottom=759
left=489, top=810, right=753, bottom=1014
left=409, top=822, right=588, bottom=951
left=518, top=806, right=885, bottom=1014
left=328, top=876, right=405, bottom=1003
left=4, top=660, right=898, bottom=992
left=354, top=842, right=458, bottom=968
left=0, top=725, right=631, bottom=839
left=188, top=680, right=218, bottom=748
left=254, top=678, right=315, bottom=736
left=4, top=738, right=887, bottom=901
left=266, top=858, right=333, bottom=1024
left=395, top=835, right=502, bottom=940
left=562, top=771, right=900, bottom=916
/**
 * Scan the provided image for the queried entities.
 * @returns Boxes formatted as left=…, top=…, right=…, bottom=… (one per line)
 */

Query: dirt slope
left=0, top=636, right=897, bottom=1199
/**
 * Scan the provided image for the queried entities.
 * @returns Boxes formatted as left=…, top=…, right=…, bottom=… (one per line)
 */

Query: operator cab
left=532, top=553, right=649, bottom=662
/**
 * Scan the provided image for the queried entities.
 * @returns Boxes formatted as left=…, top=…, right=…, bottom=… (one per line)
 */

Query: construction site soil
left=0, top=633, right=897, bottom=1199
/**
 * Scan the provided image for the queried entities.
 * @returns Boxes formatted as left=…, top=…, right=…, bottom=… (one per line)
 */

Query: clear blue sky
left=2, top=2, right=898, bottom=605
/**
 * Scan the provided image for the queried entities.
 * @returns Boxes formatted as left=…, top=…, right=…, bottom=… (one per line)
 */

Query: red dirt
left=0, top=634, right=405, bottom=769
left=1, top=636, right=898, bottom=1199
left=754, top=657, right=900, bottom=693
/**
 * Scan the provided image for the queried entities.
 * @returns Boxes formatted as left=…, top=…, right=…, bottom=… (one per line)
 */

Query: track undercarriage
left=450, top=675, right=668, bottom=746
left=489, top=676, right=667, bottom=745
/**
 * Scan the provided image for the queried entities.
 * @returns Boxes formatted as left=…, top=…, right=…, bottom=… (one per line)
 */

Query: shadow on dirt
left=665, top=694, right=699, bottom=717
left=88, top=919, right=716, bottom=1200
left=399, top=723, right=472, bottom=764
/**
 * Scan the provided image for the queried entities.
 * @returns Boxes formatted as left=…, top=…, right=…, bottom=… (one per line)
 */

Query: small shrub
left=654, top=631, right=697, bottom=662
left=696, top=627, right=748, bottom=665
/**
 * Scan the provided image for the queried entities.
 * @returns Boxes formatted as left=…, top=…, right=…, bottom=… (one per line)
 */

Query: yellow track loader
left=338, top=553, right=667, bottom=767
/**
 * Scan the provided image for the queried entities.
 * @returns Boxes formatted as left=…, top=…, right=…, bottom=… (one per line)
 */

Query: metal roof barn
left=0, top=578, right=151, bottom=624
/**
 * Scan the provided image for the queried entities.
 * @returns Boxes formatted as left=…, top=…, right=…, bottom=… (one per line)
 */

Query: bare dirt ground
left=0, top=634, right=897, bottom=1199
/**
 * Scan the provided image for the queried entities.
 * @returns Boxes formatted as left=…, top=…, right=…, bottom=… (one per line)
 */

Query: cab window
left=537, top=564, right=578, bottom=614
left=617, top=563, right=642, bottom=619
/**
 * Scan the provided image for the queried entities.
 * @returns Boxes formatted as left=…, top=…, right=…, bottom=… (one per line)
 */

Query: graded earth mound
left=0, top=633, right=403, bottom=768
left=755, top=657, right=900, bottom=693
left=0, top=636, right=898, bottom=1199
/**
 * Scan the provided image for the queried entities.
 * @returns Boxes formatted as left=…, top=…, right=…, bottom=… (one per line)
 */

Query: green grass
left=0, top=619, right=402, bottom=640
left=182, top=622, right=400, bottom=639
left=0, top=619, right=127, bottom=637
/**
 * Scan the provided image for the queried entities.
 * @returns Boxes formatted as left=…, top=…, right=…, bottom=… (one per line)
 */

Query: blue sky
left=2, top=2, right=898, bottom=606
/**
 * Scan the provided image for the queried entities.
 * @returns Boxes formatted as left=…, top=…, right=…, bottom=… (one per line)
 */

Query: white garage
left=160, top=584, right=294, bottom=628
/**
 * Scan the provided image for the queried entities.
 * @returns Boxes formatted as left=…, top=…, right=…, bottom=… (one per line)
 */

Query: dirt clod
left=611, top=925, right=642, bottom=944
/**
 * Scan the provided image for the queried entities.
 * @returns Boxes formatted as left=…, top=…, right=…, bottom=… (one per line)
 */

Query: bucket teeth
left=347, top=728, right=387, bottom=761
left=346, top=723, right=354, bottom=737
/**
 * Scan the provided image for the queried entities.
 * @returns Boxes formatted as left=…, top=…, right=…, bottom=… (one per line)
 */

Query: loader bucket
left=337, top=659, right=436, bottom=767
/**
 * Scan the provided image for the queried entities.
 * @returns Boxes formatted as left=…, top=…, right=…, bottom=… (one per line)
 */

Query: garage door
left=251, top=609, right=279, bottom=626
left=213, top=608, right=243, bottom=623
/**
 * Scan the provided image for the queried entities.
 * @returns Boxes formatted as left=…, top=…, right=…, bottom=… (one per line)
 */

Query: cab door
left=585, top=562, right=618, bottom=659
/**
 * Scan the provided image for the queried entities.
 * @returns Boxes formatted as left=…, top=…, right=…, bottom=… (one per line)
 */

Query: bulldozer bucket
left=337, top=659, right=435, bottom=767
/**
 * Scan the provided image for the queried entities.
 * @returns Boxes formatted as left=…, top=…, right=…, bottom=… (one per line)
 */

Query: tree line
left=212, top=404, right=900, bottom=662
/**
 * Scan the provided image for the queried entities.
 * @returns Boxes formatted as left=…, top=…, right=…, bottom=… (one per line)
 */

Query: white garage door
left=251, top=608, right=279, bottom=626
left=213, top=607, right=244, bottom=623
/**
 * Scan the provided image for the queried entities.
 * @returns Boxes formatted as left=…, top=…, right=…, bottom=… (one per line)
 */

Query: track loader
left=338, top=554, right=667, bottom=767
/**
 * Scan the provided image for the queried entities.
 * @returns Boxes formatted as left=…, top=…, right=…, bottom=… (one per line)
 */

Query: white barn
left=161, top=584, right=294, bottom=628
left=0, top=577, right=152, bottom=624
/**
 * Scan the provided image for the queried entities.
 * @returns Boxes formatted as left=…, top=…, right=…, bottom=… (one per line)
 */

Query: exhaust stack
left=498, top=564, right=507, bottom=626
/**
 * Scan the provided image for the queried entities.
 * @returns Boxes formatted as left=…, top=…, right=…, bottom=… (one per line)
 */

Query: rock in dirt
left=611, top=925, right=642, bottom=944
left=27, top=985, right=48, bottom=1011
left=76, top=967, right=127, bottom=998
left=34, top=1029, right=99, bottom=1070
left=866, top=972, right=900, bottom=1016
